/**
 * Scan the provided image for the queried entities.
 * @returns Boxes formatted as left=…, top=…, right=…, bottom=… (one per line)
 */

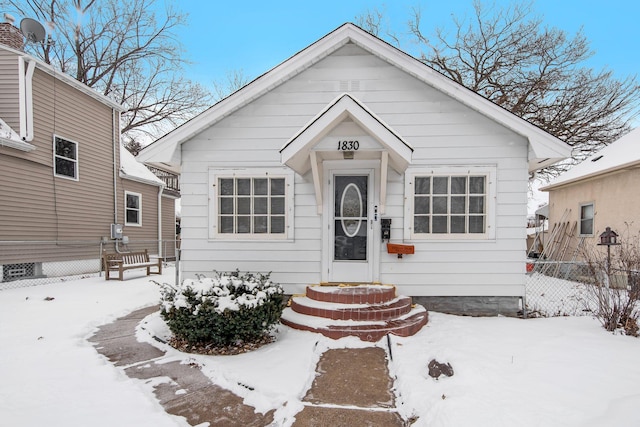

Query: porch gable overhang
left=281, top=93, right=412, bottom=214
left=280, top=93, right=413, bottom=175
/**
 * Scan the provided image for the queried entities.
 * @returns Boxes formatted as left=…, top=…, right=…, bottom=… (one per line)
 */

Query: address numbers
left=337, top=140, right=359, bottom=151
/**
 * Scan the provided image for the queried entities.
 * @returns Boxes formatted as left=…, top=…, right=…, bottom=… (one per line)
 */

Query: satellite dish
left=20, top=18, right=46, bottom=43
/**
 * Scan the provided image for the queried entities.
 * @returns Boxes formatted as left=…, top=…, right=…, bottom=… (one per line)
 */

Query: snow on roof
left=542, top=127, right=640, bottom=190
left=119, top=145, right=164, bottom=186
left=0, top=116, right=35, bottom=151
left=0, top=117, right=20, bottom=141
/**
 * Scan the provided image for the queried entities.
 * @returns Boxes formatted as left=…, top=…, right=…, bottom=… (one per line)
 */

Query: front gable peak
left=280, top=93, right=413, bottom=175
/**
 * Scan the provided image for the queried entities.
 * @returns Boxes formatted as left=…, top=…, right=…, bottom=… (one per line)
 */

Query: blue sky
left=170, top=0, right=640, bottom=88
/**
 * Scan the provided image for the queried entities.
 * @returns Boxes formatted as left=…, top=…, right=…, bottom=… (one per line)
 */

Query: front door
left=328, top=169, right=375, bottom=283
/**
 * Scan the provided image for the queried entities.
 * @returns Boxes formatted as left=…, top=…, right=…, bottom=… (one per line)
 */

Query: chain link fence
left=524, top=260, right=640, bottom=318
left=524, top=261, right=597, bottom=317
left=0, top=239, right=179, bottom=290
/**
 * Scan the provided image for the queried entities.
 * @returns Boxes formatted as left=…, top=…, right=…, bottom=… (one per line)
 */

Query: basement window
left=2, top=263, right=36, bottom=281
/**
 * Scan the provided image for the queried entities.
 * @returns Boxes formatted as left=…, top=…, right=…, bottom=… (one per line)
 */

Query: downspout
left=112, top=108, right=123, bottom=253
left=157, top=185, right=164, bottom=258
left=18, top=57, right=35, bottom=142
left=112, top=108, right=118, bottom=224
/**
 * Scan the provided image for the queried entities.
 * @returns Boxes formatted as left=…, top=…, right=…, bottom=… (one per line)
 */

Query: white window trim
left=208, top=168, right=295, bottom=241
left=125, top=191, right=142, bottom=227
left=404, top=165, right=497, bottom=241
left=53, top=134, right=79, bottom=181
left=579, top=202, right=595, bottom=237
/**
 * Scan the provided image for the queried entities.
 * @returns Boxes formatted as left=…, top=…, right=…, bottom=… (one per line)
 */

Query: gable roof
left=0, top=43, right=125, bottom=112
left=541, top=127, right=640, bottom=190
left=138, top=23, right=570, bottom=171
left=281, top=93, right=413, bottom=175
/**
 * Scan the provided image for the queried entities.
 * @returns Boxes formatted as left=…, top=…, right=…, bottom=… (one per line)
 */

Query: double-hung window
left=125, top=191, right=142, bottom=226
left=210, top=169, right=293, bottom=239
left=406, top=167, right=495, bottom=239
left=579, top=203, right=594, bottom=236
left=54, top=135, right=78, bottom=180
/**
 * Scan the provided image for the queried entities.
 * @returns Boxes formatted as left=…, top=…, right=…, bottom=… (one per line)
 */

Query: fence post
left=175, top=247, right=180, bottom=287
left=99, top=240, right=103, bottom=277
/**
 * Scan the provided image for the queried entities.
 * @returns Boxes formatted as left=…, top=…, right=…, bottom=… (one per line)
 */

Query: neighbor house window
left=210, top=169, right=294, bottom=239
left=125, top=191, right=142, bottom=226
left=406, top=167, right=495, bottom=239
left=580, top=203, right=594, bottom=235
left=54, top=135, right=78, bottom=179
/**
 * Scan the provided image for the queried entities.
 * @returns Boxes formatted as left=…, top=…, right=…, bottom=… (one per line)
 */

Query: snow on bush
left=157, top=270, right=284, bottom=347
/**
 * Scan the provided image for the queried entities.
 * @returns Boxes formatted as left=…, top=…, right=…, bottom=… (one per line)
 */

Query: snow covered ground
left=1, top=266, right=639, bottom=426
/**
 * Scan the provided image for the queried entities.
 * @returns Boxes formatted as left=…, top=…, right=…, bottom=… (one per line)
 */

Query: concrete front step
left=281, top=305, right=429, bottom=342
left=290, top=295, right=413, bottom=321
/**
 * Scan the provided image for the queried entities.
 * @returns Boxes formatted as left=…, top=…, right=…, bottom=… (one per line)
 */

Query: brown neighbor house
left=539, top=127, right=640, bottom=262
left=0, top=15, right=178, bottom=282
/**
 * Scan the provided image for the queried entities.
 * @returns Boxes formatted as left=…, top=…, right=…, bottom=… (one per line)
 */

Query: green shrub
left=158, top=270, right=284, bottom=346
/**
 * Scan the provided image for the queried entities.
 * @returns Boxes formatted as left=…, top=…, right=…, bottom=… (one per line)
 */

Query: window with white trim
left=406, top=167, right=495, bottom=239
left=54, top=135, right=78, bottom=179
left=579, top=203, right=594, bottom=236
left=125, top=191, right=142, bottom=226
left=210, top=169, right=294, bottom=239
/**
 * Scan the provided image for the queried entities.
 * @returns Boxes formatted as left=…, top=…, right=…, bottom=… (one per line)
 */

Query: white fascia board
left=0, top=44, right=126, bottom=112
left=345, top=27, right=572, bottom=166
left=142, top=23, right=570, bottom=167
left=119, top=170, right=164, bottom=188
left=0, top=136, right=36, bottom=151
left=140, top=28, right=354, bottom=163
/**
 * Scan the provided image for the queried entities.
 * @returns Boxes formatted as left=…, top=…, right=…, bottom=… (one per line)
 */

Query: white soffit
left=280, top=93, right=413, bottom=175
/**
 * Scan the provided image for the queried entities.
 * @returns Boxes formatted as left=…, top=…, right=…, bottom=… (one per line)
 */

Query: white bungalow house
left=138, top=23, right=570, bottom=315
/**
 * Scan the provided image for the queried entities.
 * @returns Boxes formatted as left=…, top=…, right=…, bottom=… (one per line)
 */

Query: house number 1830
left=337, top=140, right=359, bottom=151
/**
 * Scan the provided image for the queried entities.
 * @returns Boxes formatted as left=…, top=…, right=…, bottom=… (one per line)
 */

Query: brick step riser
left=290, top=298, right=412, bottom=321
left=306, top=286, right=396, bottom=305
left=280, top=312, right=428, bottom=342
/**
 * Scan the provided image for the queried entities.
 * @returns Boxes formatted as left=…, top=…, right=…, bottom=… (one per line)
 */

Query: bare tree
left=212, top=69, right=251, bottom=101
left=355, top=6, right=400, bottom=47
left=361, top=1, right=640, bottom=180
left=2, top=0, right=214, bottom=149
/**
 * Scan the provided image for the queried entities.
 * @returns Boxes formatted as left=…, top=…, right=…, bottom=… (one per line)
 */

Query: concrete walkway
left=89, top=306, right=408, bottom=426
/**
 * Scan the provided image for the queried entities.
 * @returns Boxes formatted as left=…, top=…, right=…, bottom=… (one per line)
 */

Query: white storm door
left=329, top=171, right=374, bottom=283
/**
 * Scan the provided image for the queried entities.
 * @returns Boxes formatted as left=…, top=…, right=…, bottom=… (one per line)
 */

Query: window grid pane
left=54, top=137, right=78, bottom=179
left=413, top=175, right=487, bottom=235
left=125, top=193, right=141, bottom=225
left=218, top=177, right=286, bottom=235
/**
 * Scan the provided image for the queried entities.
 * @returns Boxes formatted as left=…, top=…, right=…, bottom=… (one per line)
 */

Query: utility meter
left=110, top=223, right=123, bottom=239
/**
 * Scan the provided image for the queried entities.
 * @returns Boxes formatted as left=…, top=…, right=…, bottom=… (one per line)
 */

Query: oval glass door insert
left=340, top=183, right=363, bottom=237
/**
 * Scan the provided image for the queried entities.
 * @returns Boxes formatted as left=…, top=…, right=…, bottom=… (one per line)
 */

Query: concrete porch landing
left=281, top=284, right=428, bottom=341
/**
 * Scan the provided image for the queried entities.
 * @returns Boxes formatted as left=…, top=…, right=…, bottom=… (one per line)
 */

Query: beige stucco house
left=0, top=17, right=176, bottom=282
left=540, top=127, right=640, bottom=261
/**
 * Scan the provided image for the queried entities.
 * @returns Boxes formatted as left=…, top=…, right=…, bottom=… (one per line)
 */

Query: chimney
left=0, top=13, right=25, bottom=51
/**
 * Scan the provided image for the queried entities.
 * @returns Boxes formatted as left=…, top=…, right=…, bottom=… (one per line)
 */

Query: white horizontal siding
left=179, top=43, right=529, bottom=297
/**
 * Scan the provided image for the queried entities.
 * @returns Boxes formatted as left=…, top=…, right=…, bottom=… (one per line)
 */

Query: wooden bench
left=102, top=249, right=162, bottom=281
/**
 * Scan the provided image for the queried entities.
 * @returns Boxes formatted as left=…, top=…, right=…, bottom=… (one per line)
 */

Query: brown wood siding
left=0, top=49, right=19, bottom=127
left=119, top=178, right=161, bottom=254
left=32, top=67, right=117, bottom=240
left=1, top=65, right=118, bottom=265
